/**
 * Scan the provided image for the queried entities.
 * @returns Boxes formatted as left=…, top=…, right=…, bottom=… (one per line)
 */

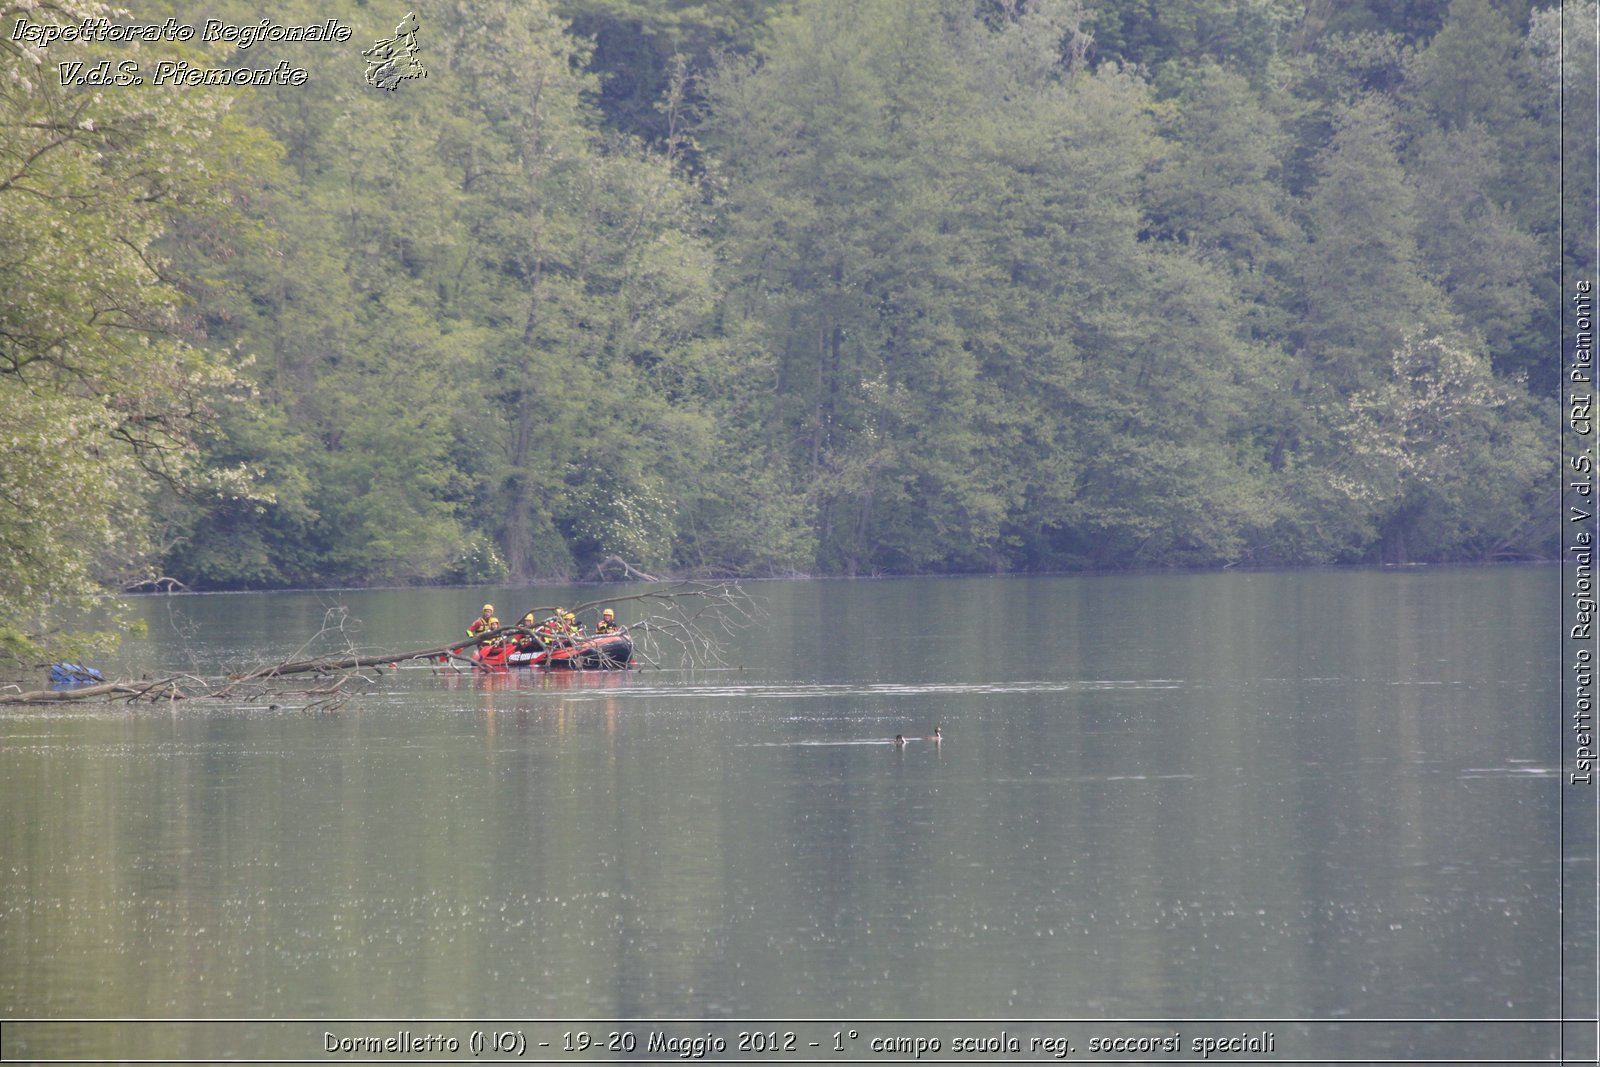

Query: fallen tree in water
left=1, top=581, right=757, bottom=708
left=2, top=679, right=175, bottom=703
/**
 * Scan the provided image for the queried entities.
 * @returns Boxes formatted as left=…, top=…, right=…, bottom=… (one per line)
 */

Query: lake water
left=1, top=567, right=1592, bottom=1063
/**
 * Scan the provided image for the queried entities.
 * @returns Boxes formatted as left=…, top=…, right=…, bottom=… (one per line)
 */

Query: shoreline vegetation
left=3, top=0, right=1589, bottom=667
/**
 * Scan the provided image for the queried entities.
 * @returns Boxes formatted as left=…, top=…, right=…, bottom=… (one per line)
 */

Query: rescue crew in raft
left=595, top=608, right=619, bottom=634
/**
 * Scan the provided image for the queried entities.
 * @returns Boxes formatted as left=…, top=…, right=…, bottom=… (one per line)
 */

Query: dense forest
left=2, top=0, right=1594, bottom=662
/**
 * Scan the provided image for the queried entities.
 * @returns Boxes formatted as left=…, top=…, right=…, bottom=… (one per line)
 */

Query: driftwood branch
left=124, top=575, right=188, bottom=593
left=594, top=555, right=659, bottom=582
left=1, top=675, right=188, bottom=705
left=0, top=680, right=145, bottom=703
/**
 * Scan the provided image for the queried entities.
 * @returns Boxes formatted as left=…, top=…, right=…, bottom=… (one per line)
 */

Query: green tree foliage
left=0, top=0, right=274, bottom=663
left=135, top=0, right=479, bottom=588
left=1403, top=0, right=1536, bottom=133
left=1142, top=62, right=1303, bottom=343
left=426, top=0, right=735, bottom=579
left=1292, top=0, right=1533, bottom=49
left=162, top=0, right=742, bottom=584
left=706, top=0, right=1293, bottom=571
left=706, top=0, right=987, bottom=572
left=7, top=0, right=1559, bottom=636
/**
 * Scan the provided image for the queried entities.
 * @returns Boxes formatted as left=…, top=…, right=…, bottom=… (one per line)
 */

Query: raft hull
left=475, top=633, right=633, bottom=670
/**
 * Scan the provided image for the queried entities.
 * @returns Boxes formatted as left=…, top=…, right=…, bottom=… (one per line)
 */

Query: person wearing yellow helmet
left=511, top=611, right=543, bottom=653
left=595, top=607, right=619, bottom=634
left=466, top=603, right=499, bottom=638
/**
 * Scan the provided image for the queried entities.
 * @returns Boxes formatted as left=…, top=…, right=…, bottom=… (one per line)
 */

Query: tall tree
left=1399, top=0, right=1553, bottom=380
left=1407, top=122, right=1541, bottom=363
left=1297, top=95, right=1455, bottom=392
left=706, top=0, right=994, bottom=572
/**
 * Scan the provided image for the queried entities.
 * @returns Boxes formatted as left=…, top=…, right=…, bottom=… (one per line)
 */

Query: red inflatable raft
left=472, top=632, right=633, bottom=671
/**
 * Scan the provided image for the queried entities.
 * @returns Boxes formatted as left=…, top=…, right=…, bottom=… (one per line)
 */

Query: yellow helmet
left=602, top=608, right=615, bottom=618
left=565, top=612, right=576, bottom=622
left=482, top=603, right=494, bottom=612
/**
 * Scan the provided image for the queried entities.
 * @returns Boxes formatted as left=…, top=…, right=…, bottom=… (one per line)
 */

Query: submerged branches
left=598, top=580, right=760, bottom=669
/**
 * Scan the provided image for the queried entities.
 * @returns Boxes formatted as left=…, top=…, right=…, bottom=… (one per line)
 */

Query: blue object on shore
left=49, top=663, right=103, bottom=688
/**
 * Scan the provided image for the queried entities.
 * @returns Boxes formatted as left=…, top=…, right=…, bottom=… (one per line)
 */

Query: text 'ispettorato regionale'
left=10, top=17, right=353, bottom=87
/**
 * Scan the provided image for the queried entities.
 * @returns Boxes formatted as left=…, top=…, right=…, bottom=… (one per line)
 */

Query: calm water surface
left=0, top=568, right=1582, bottom=1060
